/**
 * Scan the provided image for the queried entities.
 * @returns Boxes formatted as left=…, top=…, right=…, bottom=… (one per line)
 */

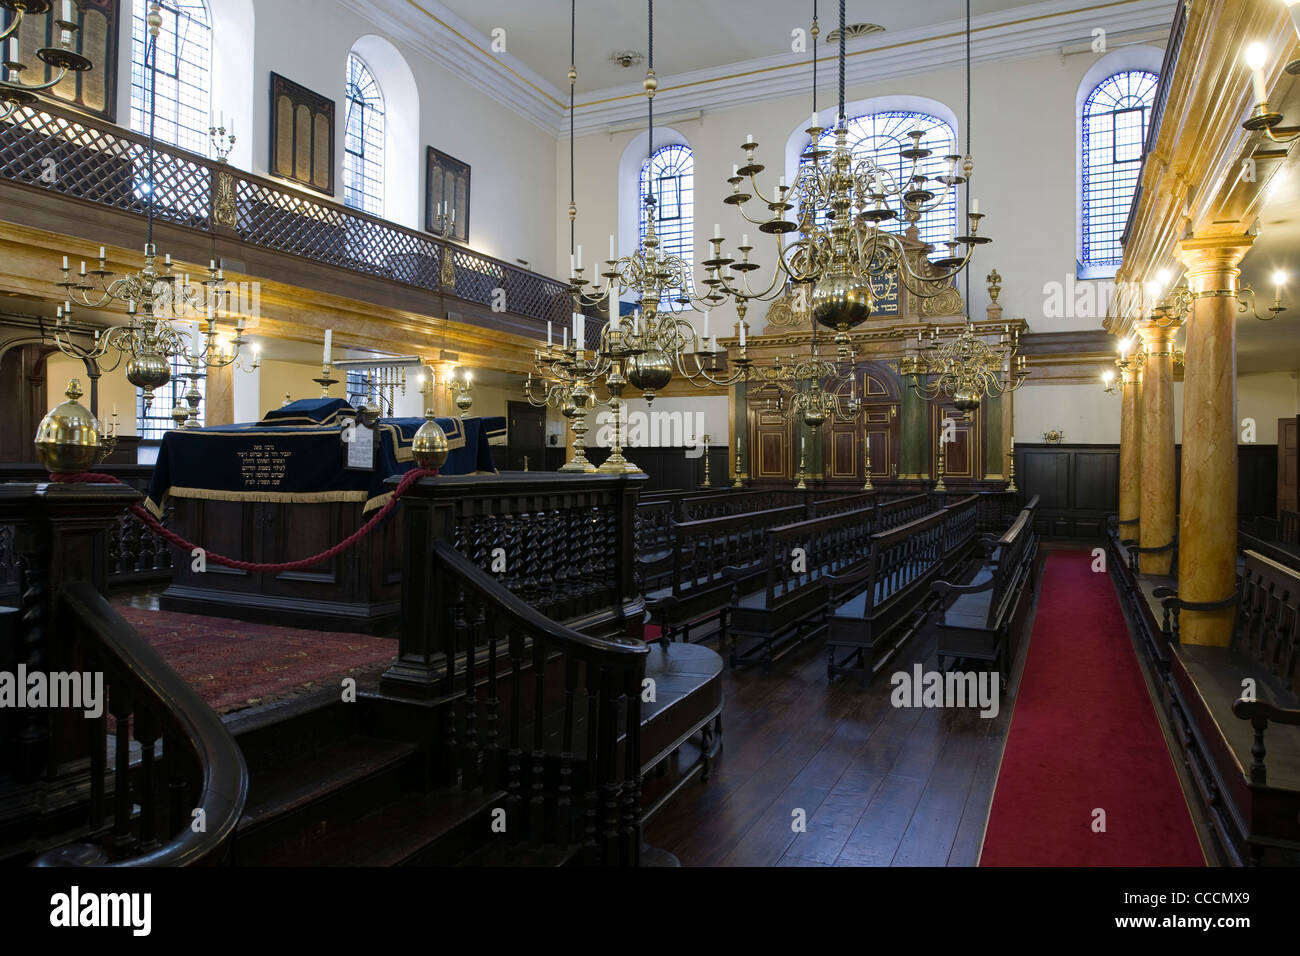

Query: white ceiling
left=349, top=0, right=1177, bottom=133
left=429, top=0, right=1050, bottom=95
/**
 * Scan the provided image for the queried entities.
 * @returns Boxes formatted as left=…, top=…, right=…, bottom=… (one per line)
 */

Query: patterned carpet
left=113, top=606, right=397, bottom=715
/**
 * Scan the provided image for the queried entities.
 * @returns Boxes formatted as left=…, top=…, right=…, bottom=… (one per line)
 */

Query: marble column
left=1117, top=361, right=1142, bottom=543
left=1136, top=318, right=1177, bottom=576
left=1175, top=236, right=1252, bottom=645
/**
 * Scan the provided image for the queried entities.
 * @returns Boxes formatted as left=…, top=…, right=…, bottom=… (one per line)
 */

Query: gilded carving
left=213, top=170, right=237, bottom=229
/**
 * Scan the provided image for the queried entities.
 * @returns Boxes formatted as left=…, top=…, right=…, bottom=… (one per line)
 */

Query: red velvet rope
left=48, top=468, right=437, bottom=573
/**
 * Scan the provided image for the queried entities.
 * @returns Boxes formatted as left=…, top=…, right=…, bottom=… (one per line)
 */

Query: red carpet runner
left=979, top=550, right=1204, bottom=866
left=114, top=607, right=396, bottom=716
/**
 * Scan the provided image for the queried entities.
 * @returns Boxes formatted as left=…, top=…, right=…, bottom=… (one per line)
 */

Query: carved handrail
left=0, top=101, right=570, bottom=321
left=33, top=582, right=248, bottom=867
left=433, top=540, right=647, bottom=865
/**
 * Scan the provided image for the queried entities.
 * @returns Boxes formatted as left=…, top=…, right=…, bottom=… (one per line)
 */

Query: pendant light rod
left=812, top=0, right=818, bottom=117
left=645, top=0, right=655, bottom=213
left=837, top=0, right=846, bottom=123
left=568, top=0, right=576, bottom=257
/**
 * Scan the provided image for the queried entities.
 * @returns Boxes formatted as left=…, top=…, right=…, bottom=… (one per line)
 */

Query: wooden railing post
left=0, top=481, right=141, bottom=824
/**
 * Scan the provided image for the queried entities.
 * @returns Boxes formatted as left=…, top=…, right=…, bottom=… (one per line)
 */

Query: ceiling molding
left=345, top=0, right=1175, bottom=138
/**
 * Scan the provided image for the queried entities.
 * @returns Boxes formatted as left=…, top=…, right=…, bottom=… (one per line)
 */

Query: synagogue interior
left=1, top=0, right=1299, bottom=894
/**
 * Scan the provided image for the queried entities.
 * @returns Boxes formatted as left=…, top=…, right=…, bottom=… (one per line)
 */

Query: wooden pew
left=643, top=504, right=809, bottom=645
left=825, top=495, right=980, bottom=685
left=722, top=494, right=931, bottom=671
left=931, top=495, right=1040, bottom=684
left=677, top=489, right=800, bottom=521
left=1158, top=550, right=1300, bottom=865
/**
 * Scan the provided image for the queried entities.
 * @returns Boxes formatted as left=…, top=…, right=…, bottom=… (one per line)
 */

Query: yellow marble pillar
left=1118, top=363, right=1142, bottom=542
left=1136, top=319, right=1177, bottom=576
left=1175, top=236, right=1252, bottom=645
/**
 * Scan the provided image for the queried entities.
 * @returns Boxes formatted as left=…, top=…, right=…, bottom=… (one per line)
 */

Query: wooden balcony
left=0, top=103, right=571, bottom=339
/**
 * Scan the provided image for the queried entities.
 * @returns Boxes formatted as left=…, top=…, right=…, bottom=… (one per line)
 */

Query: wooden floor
left=643, top=584, right=1036, bottom=867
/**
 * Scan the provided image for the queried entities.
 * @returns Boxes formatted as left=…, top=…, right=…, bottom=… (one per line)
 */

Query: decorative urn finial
left=412, top=408, right=449, bottom=470
left=35, top=379, right=102, bottom=473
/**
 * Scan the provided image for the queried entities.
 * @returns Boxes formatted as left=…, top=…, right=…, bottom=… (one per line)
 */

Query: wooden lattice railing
left=0, top=103, right=571, bottom=324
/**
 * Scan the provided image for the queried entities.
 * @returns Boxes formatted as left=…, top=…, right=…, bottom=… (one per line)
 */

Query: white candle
left=547, top=320, right=553, bottom=347
left=190, top=321, right=200, bottom=357
left=62, top=0, right=73, bottom=23
left=745, top=133, right=754, bottom=145
left=570, top=253, right=576, bottom=275
left=62, top=256, right=68, bottom=270
left=710, top=336, right=718, bottom=353
left=810, top=112, right=819, bottom=129
left=563, top=328, right=569, bottom=348
left=127, top=299, right=135, bottom=313
left=609, top=234, right=615, bottom=260
left=1010, top=436, right=1015, bottom=448
left=801, top=436, right=806, bottom=452
left=209, top=258, right=216, bottom=271
left=702, top=311, right=709, bottom=340
left=732, top=164, right=739, bottom=178
left=164, top=253, right=172, bottom=268
left=576, top=244, right=582, bottom=270
left=779, top=176, right=786, bottom=189
left=1246, top=43, right=1269, bottom=105
left=99, top=246, right=106, bottom=260
left=742, top=233, right=749, bottom=248
left=971, top=198, right=980, bottom=215
left=323, top=329, right=332, bottom=365
left=739, top=322, right=746, bottom=347
left=79, top=261, right=86, bottom=276
left=608, top=287, right=617, bottom=323
left=576, top=314, right=585, bottom=347
left=713, top=223, right=721, bottom=238
left=237, top=316, right=246, bottom=331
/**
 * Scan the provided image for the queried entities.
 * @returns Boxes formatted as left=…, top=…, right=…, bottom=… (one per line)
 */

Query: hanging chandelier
left=47, top=1, right=255, bottom=419
left=699, top=0, right=989, bottom=361
left=1, top=0, right=92, bottom=121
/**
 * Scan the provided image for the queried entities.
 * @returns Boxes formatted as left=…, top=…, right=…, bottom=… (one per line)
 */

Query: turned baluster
left=598, top=667, right=624, bottom=867
left=462, top=593, right=482, bottom=790
left=582, top=662, right=601, bottom=864
left=483, top=617, right=501, bottom=789
left=505, top=630, right=524, bottom=843
left=621, top=666, right=642, bottom=866
left=528, top=637, right=547, bottom=844
left=556, top=656, right=579, bottom=848
left=135, top=708, right=158, bottom=848
left=445, top=584, right=464, bottom=786
left=110, top=685, right=134, bottom=852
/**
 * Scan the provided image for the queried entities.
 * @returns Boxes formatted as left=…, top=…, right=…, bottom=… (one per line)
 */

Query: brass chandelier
left=1, top=0, right=92, bottom=121
left=699, top=0, right=989, bottom=361
left=48, top=2, right=255, bottom=420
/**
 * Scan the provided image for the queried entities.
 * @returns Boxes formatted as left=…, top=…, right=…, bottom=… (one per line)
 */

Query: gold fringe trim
left=164, top=486, right=371, bottom=506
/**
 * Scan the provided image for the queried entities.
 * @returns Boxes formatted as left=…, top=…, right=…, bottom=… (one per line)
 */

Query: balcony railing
left=0, top=103, right=571, bottom=326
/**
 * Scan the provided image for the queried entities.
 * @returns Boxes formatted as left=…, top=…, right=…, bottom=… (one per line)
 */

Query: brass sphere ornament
left=811, top=266, right=873, bottom=331
left=626, top=348, right=672, bottom=402
left=953, top=387, right=981, bottom=416
left=411, top=410, right=449, bottom=470
left=35, top=379, right=102, bottom=474
left=802, top=406, right=828, bottom=429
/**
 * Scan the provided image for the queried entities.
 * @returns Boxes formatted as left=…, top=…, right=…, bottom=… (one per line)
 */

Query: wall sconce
left=1101, top=369, right=1118, bottom=394
left=1237, top=270, right=1288, bottom=320
left=1243, top=37, right=1300, bottom=140
left=446, top=366, right=473, bottom=417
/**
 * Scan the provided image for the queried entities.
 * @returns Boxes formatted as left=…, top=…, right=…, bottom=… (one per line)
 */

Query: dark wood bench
left=931, top=495, right=1040, bottom=684
left=1159, top=550, right=1300, bottom=865
left=722, top=495, right=931, bottom=671
left=643, top=503, right=808, bottom=645
left=825, top=495, right=980, bottom=685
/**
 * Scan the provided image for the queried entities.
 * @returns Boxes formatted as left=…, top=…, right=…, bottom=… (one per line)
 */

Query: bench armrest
left=932, top=574, right=995, bottom=598
left=1231, top=696, right=1300, bottom=785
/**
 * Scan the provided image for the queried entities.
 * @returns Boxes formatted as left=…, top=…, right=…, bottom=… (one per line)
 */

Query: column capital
left=1134, top=317, right=1179, bottom=350
left=1177, top=234, right=1255, bottom=295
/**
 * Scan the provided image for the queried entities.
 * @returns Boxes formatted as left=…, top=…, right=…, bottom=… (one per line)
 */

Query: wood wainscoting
left=1015, top=442, right=1279, bottom=539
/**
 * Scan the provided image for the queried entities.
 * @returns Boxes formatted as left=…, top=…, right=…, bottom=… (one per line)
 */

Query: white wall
left=117, top=0, right=555, bottom=271
left=1014, top=383, right=1120, bottom=445
left=560, top=47, right=1164, bottom=338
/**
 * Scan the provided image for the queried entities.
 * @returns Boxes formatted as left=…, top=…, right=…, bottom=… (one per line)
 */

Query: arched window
left=343, top=54, right=385, bottom=217
left=639, top=143, right=694, bottom=308
left=129, top=0, right=212, bottom=156
left=1081, top=71, right=1158, bottom=272
left=803, top=111, right=958, bottom=257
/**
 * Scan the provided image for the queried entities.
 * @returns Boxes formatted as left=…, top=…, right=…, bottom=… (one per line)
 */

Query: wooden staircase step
left=233, top=734, right=418, bottom=864
left=282, top=787, right=507, bottom=866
